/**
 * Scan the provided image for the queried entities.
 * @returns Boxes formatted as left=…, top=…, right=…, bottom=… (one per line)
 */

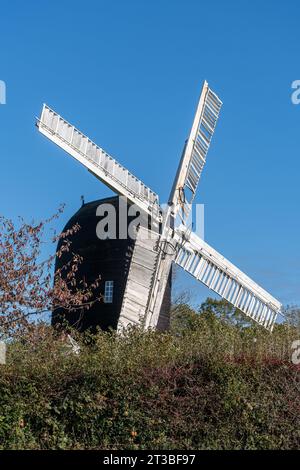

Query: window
left=104, top=280, right=114, bottom=303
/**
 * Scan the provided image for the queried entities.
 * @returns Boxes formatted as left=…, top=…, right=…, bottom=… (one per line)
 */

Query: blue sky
left=0, top=0, right=299, bottom=308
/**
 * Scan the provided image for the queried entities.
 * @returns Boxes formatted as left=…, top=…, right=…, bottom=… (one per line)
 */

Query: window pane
left=104, top=280, right=114, bottom=303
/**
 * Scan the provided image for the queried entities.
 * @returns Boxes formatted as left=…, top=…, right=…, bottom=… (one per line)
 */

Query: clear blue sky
left=0, top=0, right=299, bottom=307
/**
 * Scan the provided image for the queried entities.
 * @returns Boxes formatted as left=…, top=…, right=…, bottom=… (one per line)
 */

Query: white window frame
left=104, top=280, right=114, bottom=304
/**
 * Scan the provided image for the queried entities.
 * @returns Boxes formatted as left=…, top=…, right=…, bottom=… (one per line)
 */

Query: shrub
left=0, top=307, right=299, bottom=450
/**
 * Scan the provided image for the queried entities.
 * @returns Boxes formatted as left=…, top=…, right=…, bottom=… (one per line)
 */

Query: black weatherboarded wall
left=52, top=196, right=171, bottom=332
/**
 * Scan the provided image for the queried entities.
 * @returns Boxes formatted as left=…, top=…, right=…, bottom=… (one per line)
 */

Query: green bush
left=0, top=303, right=299, bottom=450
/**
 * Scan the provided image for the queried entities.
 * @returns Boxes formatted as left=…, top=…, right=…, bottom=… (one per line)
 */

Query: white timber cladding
left=174, top=226, right=281, bottom=331
left=169, top=81, right=222, bottom=220
left=143, top=227, right=175, bottom=329
left=117, top=226, right=160, bottom=331
left=37, top=105, right=161, bottom=220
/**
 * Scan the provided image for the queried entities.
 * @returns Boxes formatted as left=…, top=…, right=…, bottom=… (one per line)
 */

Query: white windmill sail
left=37, top=105, right=161, bottom=220
left=174, top=226, right=281, bottom=331
left=144, top=82, right=222, bottom=329
left=169, top=81, right=222, bottom=222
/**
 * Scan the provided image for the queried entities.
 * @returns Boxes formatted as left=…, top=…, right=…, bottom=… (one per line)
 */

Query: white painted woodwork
left=174, top=226, right=281, bottom=331
left=144, top=82, right=222, bottom=327
left=37, top=105, right=160, bottom=220
left=117, top=226, right=160, bottom=331
left=143, top=227, right=175, bottom=329
left=169, top=81, right=222, bottom=222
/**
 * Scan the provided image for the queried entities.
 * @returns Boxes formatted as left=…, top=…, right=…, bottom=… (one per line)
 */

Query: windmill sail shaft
left=37, top=105, right=160, bottom=220
left=174, top=227, right=281, bottom=331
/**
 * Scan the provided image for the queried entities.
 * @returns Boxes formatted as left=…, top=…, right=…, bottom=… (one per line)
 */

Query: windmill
left=36, top=81, right=282, bottom=332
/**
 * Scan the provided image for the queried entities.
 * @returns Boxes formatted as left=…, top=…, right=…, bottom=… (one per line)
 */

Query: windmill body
left=37, top=81, right=282, bottom=332
left=52, top=196, right=171, bottom=332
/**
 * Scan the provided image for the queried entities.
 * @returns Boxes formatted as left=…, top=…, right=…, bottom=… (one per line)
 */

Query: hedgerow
left=0, top=303, right=299, bottom=450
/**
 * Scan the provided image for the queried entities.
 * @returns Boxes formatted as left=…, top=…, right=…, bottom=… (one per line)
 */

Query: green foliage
left=0, top=300, right=299, bottom=450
